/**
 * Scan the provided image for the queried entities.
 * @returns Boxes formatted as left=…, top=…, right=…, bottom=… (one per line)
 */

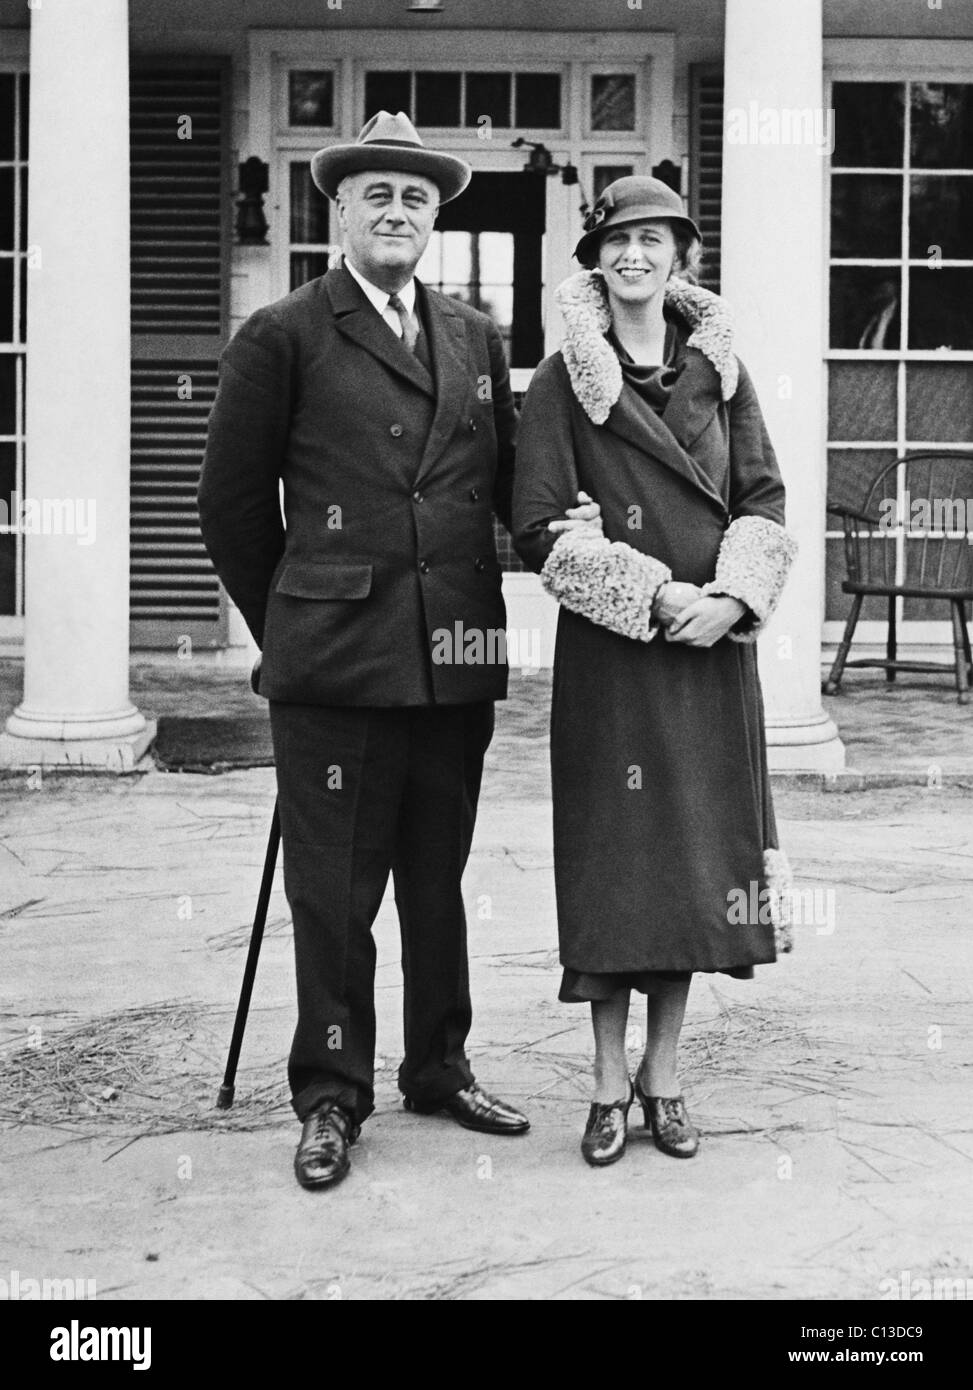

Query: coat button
left=390, top=424, right=403, bottom=437
left=412, top=489, right=424, bottom=504
left=473, top=557, right=486, bottom=573
left=419, top=559, right=430, bottom=574
left=469, top=487, right=480, bottom=502
left=468, top=418, right=477, bottom=432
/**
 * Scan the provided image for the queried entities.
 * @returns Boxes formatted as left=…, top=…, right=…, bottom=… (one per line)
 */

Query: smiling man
left=198, top=112, right=528, bottom=1190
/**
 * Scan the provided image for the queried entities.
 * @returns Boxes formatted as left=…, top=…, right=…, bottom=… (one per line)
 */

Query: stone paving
left=1, top=658, right=972, bottom=1299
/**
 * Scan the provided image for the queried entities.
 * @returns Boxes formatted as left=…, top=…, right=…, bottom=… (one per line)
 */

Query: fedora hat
left=311, top=110, right=472, bottom=203
left=574, top=175, right=701, bottom=268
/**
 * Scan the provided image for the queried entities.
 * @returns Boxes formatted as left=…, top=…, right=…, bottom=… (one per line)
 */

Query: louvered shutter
left=129, top=60, right=230, bottom=648
left=689, top=64, right=723, bottom=294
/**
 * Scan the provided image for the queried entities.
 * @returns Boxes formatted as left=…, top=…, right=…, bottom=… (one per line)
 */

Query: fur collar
left=555, top=269, right=738, bottom=425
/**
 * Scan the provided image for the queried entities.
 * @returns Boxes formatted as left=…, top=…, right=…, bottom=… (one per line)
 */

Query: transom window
left=363, top=69, right=562, bottom=130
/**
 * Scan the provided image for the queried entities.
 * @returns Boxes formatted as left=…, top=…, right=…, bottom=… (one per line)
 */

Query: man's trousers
left=268, top=700, right=495, bottom=1126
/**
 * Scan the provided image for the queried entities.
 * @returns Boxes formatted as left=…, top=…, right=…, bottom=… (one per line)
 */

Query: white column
left=0, top=0, right=154, bottom=771
left=721, top=0, right=844, bottom=772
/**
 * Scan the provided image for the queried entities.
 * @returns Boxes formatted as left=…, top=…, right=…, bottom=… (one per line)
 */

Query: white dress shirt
left=343, top=257, right=418, bottom=339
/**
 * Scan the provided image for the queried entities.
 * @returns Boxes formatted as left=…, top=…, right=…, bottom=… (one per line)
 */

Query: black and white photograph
left=0, top=0, right=971, bottom=1342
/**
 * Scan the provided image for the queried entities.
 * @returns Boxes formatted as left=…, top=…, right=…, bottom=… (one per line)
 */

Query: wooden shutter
left=129, top=60, right=230, bottom=648
left=689, top=64, right=723, bottom=294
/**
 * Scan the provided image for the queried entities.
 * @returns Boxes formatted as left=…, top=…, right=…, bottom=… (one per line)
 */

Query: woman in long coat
left=512, top=177, right=797, bottom=1167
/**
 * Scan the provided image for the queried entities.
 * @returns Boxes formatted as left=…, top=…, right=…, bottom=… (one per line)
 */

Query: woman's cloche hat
left=311, top=110, right=473, bottom=203
left=574, top=174, right=702, bottom=268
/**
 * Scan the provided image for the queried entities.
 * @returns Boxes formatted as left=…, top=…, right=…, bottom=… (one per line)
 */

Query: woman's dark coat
left=512, top=271, right=795, bottom=976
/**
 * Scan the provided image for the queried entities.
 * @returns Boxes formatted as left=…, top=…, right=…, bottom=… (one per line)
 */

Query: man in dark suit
left=198, top=112, right=528, bottom=1190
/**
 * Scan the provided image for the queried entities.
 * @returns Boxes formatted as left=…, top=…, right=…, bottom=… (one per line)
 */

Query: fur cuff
left=702, top=515, right=798, bottom=642
left=540, top=530, right=671, bottom=643
left=764, top=847, right=794, bottom=955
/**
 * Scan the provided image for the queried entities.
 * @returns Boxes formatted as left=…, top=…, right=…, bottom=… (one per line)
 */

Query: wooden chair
left=824, top=451, right=973, bottom=704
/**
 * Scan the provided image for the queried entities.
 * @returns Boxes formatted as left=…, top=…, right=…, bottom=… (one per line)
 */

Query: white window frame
left=0, top=31, right=29, bottom=648
left=823, top=39, right=973, bottom=654
left=247, top=29, right=676, bottom=359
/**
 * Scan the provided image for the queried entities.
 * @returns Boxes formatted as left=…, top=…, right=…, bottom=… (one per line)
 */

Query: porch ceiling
left=3, top=0, right=973, bottom=41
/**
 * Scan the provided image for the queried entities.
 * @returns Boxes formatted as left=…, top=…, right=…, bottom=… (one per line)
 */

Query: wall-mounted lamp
left=236, top=156, right=270, bottom=246
left=512, top=138, right=590, bottom=219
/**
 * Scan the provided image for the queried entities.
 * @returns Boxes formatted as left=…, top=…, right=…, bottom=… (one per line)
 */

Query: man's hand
left=548, top=491, right=603, bottom=537
left=664, top=594, right=747, bottom=647
left=652, top=580, right=703, bottom=627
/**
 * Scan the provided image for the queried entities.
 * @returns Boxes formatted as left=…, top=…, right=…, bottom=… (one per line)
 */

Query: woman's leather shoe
left=580, top=1081, right=633, bottom=1167
left=634, top=1076, right=699, bottom=1158
left=403, top=1082, right=529, bottom=1134
left=294, top=1103, right=359, bottom=1190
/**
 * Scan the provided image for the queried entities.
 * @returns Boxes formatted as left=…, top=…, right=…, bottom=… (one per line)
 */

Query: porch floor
left=2, top=659, right=973, bottom=781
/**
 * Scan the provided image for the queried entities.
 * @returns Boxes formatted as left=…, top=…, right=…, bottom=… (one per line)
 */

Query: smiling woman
left=512, top=174, right=798, bottom=1172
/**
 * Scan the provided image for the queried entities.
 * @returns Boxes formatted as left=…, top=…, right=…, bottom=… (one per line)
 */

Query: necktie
left=388, top=292, right=419, bottom=353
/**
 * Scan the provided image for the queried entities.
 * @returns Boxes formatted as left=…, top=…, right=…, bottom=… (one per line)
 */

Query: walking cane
left=216, top=799, right=281, bottom=1109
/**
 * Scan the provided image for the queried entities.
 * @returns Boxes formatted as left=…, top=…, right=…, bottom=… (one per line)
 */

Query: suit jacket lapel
left=413, top=283, right=470, bottom=484
left=326, top=266, right=436, bottom=398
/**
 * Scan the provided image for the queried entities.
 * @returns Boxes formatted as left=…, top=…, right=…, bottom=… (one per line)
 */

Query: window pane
left=827, top=448, right=897, bottom=520
left=466, top=73, right=511, bottom=128
left=290, top=163, right=329, bottom=245
left=830, top=267, right=901, bottom=349
left=825, top=536, right=893, bottom=621
left=0, top=169, right=12, bottom=251
left=290, top=252, right=331, bottom=291
left=416, top=72, right=461, bottom=126
left=0, top=75, right=13, bottom=161
left=0, top=259, right=12, bottom=344
left=909, top=175, right=973, bottom=259
left=594, top=164, right=634, bottom=198
left=903, top=535, right=973, bottom=619
left=828, top=363, right=897, bottom=441
left=0, top=533, right=15, bottom=616
left=365, top=71, right=412, bottom=122
left=19, top=167, right=26, bottom=249
left=591, top=74, right=635, bottom=131
left=830, top=174, right=901, bottom=258
left=18, top=74, right=27, bottom=159
left=288, top=70, right=334, bottom=127
left=907, top=364, right=973, bottom=442
left=909, top=268, right=973, bottom=349
left=911, top=83, right=973, bottom=169
left=0, top=441, right=15, bottom=495
left=515, top=73, right=561, bottom=128
left=0, top=353, right=16, bottom=433
left=832, top=82, right=904, bottom=168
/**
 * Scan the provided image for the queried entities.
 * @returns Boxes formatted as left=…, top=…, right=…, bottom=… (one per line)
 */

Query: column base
left=766, top=709, right=846, bottom=774
left=0, top=706, right=156, bottom=772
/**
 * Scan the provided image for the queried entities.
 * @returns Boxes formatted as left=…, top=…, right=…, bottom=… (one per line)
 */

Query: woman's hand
left=547, top=491, right=603, bottom=537
left=664, top=594, right=747, bottom=647
left=652, top=580, right=703, bottom=627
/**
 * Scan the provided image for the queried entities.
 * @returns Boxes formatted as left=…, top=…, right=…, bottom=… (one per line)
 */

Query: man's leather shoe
left=294, top=1103, right=359, bottom=1190
left=403, top=1082, right=529, bottom=1135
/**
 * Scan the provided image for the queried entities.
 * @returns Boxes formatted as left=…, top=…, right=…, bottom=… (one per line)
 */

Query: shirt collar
left=343, top=257, right=417, bottom=318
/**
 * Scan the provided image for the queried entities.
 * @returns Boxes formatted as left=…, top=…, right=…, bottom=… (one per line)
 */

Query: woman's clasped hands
left=657, top=584, right=746, bottom=647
